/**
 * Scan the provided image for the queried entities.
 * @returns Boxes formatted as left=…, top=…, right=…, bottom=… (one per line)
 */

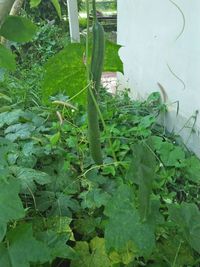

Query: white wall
left=117, top=0, right=200, bottom=155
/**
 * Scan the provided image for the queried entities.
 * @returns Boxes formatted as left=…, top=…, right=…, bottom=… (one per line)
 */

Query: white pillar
left=67, top=0, right=80, bottom=43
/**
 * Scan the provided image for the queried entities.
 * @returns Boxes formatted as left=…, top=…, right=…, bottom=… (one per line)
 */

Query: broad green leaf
left=0, top=179, right=25, bottom=241
left=126, top=142, right=156, bottom=221
left=0, top=16, right=37, bottom=43
left=30, top=0, right=42, bottom=8
left=104, top=40, right=123, bottom=73
left=42, top=40, right=123, bottom=105
left=42, top=43, right=87, bottom=104
left=104, top=184, right=156, bottom=260
left=70, top=238, right=112, bottom=267
left=0, top=110, right=25, bottom=128
left=155, top=235, right=195, bottom=267
left=4, top=123, right=36, bottom=141
left=80, top=188, right=111, bottom=209
left=169, top=202, right=200, bottom=253
left=37, top=230, right=76, bottom=261
left=51, top=0, right=62, bottom=19
left=9, top=166, right=51, bottom=194
left=0, top=45, right=16, bottom=71
left=184, top=156, right=200, bottom=184
left=153, top=140, right=185, bottom=167
left=0, top=224, right=50, bottom=267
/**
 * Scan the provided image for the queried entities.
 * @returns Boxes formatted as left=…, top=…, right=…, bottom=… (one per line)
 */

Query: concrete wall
left=117, top=0, right=200, bottom=155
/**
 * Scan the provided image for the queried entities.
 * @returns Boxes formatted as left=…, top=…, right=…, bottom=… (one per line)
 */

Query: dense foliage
left=0, top=1, right=200, bottom=266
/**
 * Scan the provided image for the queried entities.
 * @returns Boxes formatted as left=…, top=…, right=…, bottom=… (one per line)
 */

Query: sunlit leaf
left=0, top=16, right=37, bottom=43
left=0, top=45, right=16, bottom=71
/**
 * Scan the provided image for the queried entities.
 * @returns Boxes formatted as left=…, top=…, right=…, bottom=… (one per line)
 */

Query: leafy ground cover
left=1, top=3, right=200, bottom=267
left=0, top=85, right=200, bottom=266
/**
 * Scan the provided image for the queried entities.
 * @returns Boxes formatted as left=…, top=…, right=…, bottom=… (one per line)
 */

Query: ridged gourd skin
left=87, top=8, right=105, bottom=165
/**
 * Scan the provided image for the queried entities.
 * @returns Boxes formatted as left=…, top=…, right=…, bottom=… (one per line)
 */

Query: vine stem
left=85, top=0, right=90, bottom=82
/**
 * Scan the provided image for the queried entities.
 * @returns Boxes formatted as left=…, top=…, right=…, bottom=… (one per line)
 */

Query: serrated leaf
left=51, top=0, right=62, bottom=19
left=104, top=184, right=156, bottom=259
left=37, top=230, right=76, bottom=261
left=168, top=202, right=200, bottom=253
left=0, top=224, right=50, bottom=267
left=184, top=156, right=200, bottom=183
left=0, top=45, right=16, bottom=71
left=0, top=179, right=25, bottom=241
left=5, top=123, right=36, bottom=141
left=42, top=43, right=87, bottom=104
left=80, top=188, right=111, bottom=209
left=0, top=109, right=26, bottom=128
left=70, top=238, right=111, bottom=267
left=30, top=0, right=41, bottom=8
left=0, top=16, right=37, bottom=43
left=42, top=40, right=123, bottom=105
left=9, top=166, right=51, bottom=193
left=126, top=142, right=156, bottom=221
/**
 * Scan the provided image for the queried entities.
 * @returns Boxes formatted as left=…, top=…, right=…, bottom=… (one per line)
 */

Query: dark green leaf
left=104, top=184, right=156, bottom=259
left=126, top=142, right=156, bottom=220
left=169, top=202, right=200, bottom=253
left=0, top=224, right=50, bottom=267
left=0, top=179, right=25, bottom=241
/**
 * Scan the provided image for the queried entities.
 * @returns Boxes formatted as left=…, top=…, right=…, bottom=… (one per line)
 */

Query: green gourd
left=87, top=0, right=105, bottom=164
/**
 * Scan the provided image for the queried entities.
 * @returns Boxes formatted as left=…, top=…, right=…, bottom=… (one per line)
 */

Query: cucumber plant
left=86, top=0, right=105, bottom=165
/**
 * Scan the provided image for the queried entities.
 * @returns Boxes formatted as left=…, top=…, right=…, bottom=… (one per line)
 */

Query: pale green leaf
left=51, top=0, right=62, bottom=19
left=42, top=40, right=123, bottom=105
left=0, top=45, right=16, bottom=71
left=0, top=16, right=37, bottom=43
left=104, top=40, right=123, bottom=73
left=9, top=166, right=51, bottom=193
left=42, top=43, right=87, bottom=105
left=70, top=238, right=112, bottom=267
left=30, top=0, right=42, bottom=8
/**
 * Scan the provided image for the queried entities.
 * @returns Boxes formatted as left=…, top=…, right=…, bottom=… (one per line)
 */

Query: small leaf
left=30, top=0, right=42, bottom=8
left=0, top=16, right=37, bottom=43
left=51, top=0, right=62, bottom=19
left=0, top=45, right=16, bottom=70
left=49, top=132, right=61, bottom=145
